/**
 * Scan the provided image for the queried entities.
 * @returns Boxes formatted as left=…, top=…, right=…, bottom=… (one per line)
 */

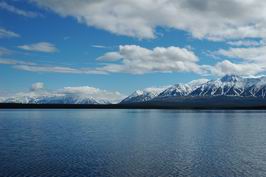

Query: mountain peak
left=220, top=74, right=242, bottom=82
left=120, top=87, right=168, bottom=104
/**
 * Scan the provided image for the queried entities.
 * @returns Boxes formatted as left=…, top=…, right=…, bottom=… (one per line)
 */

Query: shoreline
left=1, top=103, right=266, bottom=110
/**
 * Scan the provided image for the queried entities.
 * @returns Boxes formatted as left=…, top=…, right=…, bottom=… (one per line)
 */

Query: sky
left=1, top=0, right=266, bottom=100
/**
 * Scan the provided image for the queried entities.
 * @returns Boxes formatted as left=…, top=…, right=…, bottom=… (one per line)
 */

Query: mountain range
left=120, top=75, right=266, bottom=107
left=3, top=94, right=110, bottom=104
left=3, top=75, right=266, bottom=107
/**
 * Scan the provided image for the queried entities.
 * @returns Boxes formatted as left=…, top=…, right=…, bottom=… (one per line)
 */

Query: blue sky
left=1, top=0, right=266, bottom=97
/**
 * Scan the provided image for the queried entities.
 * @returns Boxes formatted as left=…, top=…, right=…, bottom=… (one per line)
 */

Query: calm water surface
left=0, top=109, right=266, bottom=177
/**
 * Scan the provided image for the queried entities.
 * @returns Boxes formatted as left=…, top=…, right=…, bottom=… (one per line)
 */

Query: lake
left=0, top=109, right=266, bottom=176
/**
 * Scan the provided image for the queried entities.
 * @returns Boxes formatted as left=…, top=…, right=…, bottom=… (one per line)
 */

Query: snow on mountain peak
left=0, top=86, right=124, bottom=104
left=158, top=84, right=190, bottom=97
left=187, top=78, right=209, bottom=88
left=157, top=78, right=209, bottom=98
left=220, top=74, right=242, bottom=82
left=122, top=79, right=209, bottom=103
left=124, top=75, right=266, bottom=104
left=120, top=87, right=168, bottom=104
left=5, top=75, right=266, bottom=105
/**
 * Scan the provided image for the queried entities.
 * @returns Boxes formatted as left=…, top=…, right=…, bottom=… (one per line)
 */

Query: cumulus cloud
left=214, top=46, right=266, bottom=62
left=0, top=1, right=41, bottom=18
left=31, top=82, right=44, bottom=91
left=209, top=44, right=266, bottom=76
left=18, top=42, right=58, bottom=53
left=208, top=60, right=265, bottom=76
left=96, top=45, right=202, bottom=74
left=0, top=28, right=20, bottom=38
left=31, top=0, right=266, bottom=40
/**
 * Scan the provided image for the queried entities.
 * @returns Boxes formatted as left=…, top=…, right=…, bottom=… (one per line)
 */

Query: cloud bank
left=4, top=45, right=203, bottom=75
left=32, top=0, right=266, bottom=40
left=2, top=43, right=266, bottom=76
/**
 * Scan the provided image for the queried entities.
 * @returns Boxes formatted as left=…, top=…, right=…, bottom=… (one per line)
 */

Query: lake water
left=0, top=109, right=266, bottom=177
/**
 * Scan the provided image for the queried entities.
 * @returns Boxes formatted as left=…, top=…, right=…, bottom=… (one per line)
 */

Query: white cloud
left=0, top=1, right=40, bottom=18
left=97, top=52, right=122, bottom=61
left=32, top=0, right=266, bottom=40
left=31, top=82, right=44, bottom=91
left=96, top=45, right=202, bottom=74
left=0, top=58, right=34, bottom=65
left=227, top=40, right=264, bottom=47
left=14, top=64, right=84, bottom=74
left=0, top=58, right=106, bottom=74
left=0, top=58, right=105, bottom=74
left=18, top=42, right=58, bottom=53
left=208, top=60, right=265, bottom=76
left=91, top=45, right=108, bottom=49
left=0, top=28, right=20, bottom=38
left=215, top=46, right=266, bottom=62
left=2, top=44, right=266, bottom=77
left=3, top=45, right=202, bottom=75
left=13, top=64, right=106, bottom=74
left=209, top=45, right=266, bottom=76
left=59, top=86, right=125, bottom=102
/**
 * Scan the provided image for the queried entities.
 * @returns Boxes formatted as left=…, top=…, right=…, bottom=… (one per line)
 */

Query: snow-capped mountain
left=121, top=75, right=266, bottom=105
left=190, top=75, right=264, bottom=97
left=122, top=79, right=209, bottom=104
left=3, top=75, right=266, bottom=106
left=0, top=85, right=123, bottom=104
left=36, top=95, right=99, bottom=104
left=0, top=97, right=4, bottom=102
left=2, top=94, right=108, bottom=104
left=158, top=84, right=192, bottom=97
left=120, top=87, right=167, bottom=104
left=157, top=79, right=209, bottom=98
left=157, top=75, right=266, bottom=99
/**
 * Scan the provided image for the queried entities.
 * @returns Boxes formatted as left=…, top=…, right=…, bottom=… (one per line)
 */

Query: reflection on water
left=0, top=109, right=266, bottom=176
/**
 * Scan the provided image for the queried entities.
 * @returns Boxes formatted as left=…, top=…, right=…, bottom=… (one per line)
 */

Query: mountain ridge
left=3, top=74, right=266, bottom=106
left=3, top=94, right=110, bottom=105
left=121, top=75, right=266, bottom=105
